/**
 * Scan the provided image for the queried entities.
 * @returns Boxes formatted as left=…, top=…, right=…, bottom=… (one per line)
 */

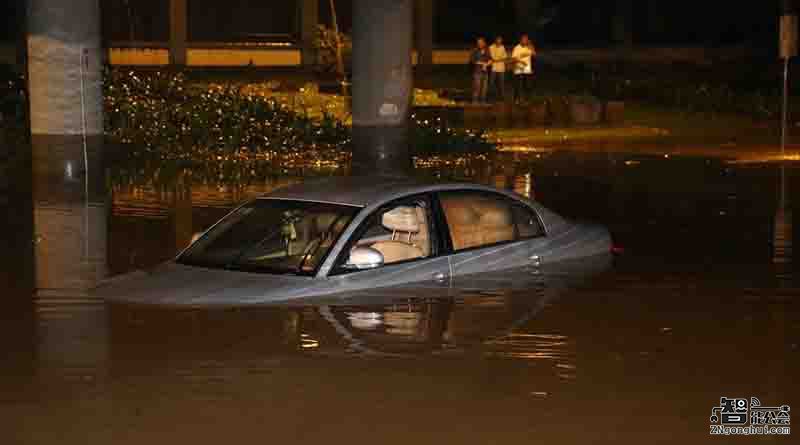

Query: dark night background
left=0, top=1, right=793, bottom=49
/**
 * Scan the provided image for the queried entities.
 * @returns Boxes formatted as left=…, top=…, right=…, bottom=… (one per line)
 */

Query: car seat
left=442, top=196, right=514, bottom=250
left=370, top=206, right=425, bottom=264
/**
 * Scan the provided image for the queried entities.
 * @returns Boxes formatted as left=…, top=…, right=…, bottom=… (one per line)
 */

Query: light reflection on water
left=1, top=151, right=798, bottom=443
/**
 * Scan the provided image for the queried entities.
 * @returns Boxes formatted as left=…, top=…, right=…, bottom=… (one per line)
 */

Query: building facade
left=103, top=0, right=435, bottom=68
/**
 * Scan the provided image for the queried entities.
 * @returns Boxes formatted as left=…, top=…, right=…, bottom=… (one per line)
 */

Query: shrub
left=410, top=114, right=494, bottom=156
left=541, top=62, right=785, bottom=119
left=0, top=64, right=26, bottom=129
left=104, top=68, right=495, bottom=162
left=584, top=64, right=782, bottom=119
left=313, top=25, right=352, bottom=74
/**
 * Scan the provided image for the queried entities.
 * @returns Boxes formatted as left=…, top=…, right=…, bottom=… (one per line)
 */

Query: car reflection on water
left=107, top=254, right=612, bottom=361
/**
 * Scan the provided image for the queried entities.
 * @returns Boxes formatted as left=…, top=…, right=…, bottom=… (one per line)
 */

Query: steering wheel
left=297, top=237, right=323, bottom=272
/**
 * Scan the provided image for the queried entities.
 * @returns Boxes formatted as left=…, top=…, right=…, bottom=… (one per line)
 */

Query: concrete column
left=171, top=174, right=193, bottom=255
left=300, top=0, right=319, bottom=67
left=27, top=0, right=107, bottom=298
left=351, top=0, right=413, bottom=175
left=414, top=0, right=434, bottom=68
left=169, top=0, right=187, bottom=66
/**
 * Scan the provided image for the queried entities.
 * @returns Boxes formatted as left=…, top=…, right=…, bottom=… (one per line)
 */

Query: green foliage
left=104, top=68, right=351, bottom=161
left=104, top=67, right=495, bottom=163
left=594, top=76, right=780, bottom=118
left=0, top=64, right=28, bottom=156
left=553, top=62, right=783, bottom=119
left=412, top=88, right=457, bottom=107
left=0, top=64, right=26, bottom=130
left=313, top=25, right=352, bottom=73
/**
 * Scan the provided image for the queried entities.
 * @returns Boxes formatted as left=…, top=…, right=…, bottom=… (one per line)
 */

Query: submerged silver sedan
left=99, top=176, right=611, bottom=306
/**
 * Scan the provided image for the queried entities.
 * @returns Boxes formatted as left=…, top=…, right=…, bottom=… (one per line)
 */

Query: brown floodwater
left=0, top=150, right=797, bottom=444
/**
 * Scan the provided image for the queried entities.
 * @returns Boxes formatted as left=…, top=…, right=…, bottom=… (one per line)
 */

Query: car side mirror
left=344, top=247, right=384, bottom=270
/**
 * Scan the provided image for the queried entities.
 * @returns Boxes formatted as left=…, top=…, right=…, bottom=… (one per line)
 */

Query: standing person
left=512, top=34, right=536, bottom=103
left=470, top=37, right=491, bottom=104
left=489, top=36, right=508, bottom=102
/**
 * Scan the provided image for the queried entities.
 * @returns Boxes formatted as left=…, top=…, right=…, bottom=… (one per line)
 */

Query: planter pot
left=528, top=102, right=549, bottom=125
left=604, top=101, right=625, bottom=124
left=569, top=98, right=603, bottom=125
left=548, top=97, right=571, bottom=126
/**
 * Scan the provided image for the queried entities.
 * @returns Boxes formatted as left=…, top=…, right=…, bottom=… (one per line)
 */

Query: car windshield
left=177, top=199, right=359, bottom=276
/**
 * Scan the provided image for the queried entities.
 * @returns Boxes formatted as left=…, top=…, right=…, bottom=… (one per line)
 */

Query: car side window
left=512, top=203, right=545, bottom=239
left=338, top=196, right=435, bottom=270
left=439, top=191, right=543, bottom=251
left=439, top=191, right=515, bottom=251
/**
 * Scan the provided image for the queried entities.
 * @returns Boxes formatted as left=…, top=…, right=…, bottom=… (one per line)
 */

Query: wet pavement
left=0, top=151, right=797, bottom=444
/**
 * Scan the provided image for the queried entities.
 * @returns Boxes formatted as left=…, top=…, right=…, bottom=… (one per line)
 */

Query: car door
left=436, top=190, right=547, bottom=288
left=324, top=193, right=452, bottom=298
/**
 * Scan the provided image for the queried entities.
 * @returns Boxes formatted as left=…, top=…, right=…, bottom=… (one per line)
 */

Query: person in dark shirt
left=470, top=37, right=491, bottom=104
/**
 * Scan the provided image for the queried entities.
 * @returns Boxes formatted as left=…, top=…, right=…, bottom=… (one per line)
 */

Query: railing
left=107, top=41, right=303, bottom=67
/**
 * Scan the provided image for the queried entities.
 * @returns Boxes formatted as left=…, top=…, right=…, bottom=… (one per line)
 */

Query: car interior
left=353, top=201, right=431, bottom=265
left=439, top=193, right=516, bottom=251
left=347, top=192, right=541, bottom=268
left=207, top=206, right=353, bottom=274
left=283, top=212, right=351, bottom=271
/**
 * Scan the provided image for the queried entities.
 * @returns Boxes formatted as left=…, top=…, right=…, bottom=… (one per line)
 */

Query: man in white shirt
left=511, top=34, right=536, bottom=103
left=488, top=36, right=508, bottom=102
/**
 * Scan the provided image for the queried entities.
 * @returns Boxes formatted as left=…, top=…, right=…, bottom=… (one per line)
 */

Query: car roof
left=262, top=175, right=498, bottom=207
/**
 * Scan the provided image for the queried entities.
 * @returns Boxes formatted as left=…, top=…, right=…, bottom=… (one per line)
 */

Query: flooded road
left=0, top=151, right=797, bottom=444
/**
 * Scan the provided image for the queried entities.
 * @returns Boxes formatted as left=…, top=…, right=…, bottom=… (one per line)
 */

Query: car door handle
left=530, top=255, right=542, bottom=266
left=433, top=272, right=448, bottom=282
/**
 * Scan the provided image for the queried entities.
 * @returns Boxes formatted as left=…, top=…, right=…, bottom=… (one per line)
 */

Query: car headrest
left=315, top=213, right=337, bottom=232
left=382, top=206, right=420, bottom=233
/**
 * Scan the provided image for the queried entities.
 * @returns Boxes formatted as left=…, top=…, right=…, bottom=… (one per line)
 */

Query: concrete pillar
left=171, top=174, right=193, bottom=255
left=414, top=0, right=434, bottom=67
left=300, top=0, right=319, bottom=67
left=27, top=0, right=107, bottom=298
left=169, top=0, right=187, bottom=66
left=351, top=0, right=414, bottom=175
